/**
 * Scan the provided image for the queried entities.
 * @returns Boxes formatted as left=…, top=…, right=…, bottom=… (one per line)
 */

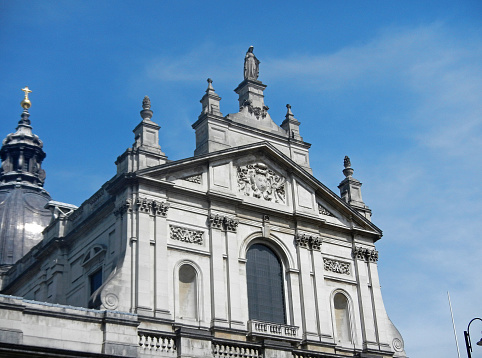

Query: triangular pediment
left=136, top=142, right=381, bottom=237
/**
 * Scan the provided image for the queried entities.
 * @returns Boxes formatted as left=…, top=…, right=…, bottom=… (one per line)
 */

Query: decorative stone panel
left=208, top=214, right=239, bottom=232
left=323, top=258, right=350, bottom=275
left=353, top=246, right=379, bottom=262
left=170, top=225, right=203, bottom=245
left=237, top=163, right=286, bottom=204
left=295, top=234, right=322, bottom=251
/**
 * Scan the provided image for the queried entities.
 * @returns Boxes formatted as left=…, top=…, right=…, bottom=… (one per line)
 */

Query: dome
left=0, top=93, right=51, bottom=267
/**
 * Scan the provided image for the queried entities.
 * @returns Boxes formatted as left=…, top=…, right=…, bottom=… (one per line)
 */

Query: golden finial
left=20, top=86, right=32, bottom=110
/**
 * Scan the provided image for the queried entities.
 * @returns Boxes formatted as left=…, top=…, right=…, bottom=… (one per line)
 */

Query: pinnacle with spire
left=338, top=156, right=371, bottom=220
left=199, top=78, right=222, bottom=117
left=281, top=104, right=302, bottom=140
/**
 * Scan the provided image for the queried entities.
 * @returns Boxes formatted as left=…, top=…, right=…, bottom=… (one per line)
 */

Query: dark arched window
left=246, top=243, right=286, bottom=324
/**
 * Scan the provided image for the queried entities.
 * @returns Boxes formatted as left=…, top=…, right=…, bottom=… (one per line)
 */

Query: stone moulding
left=237, top=163, right=286, bottom=204
left=208, top=214, right=239, bottom=232
left=353, top=246, right=379, bottom=262
left=169, top=225, right=204, bottom=245
left=323, top=258, right=350, bottom=275
left=295, top=233, right=322, bottom=251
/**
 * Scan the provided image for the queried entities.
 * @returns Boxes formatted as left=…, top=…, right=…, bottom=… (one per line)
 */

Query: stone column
left=353, top=246, right=378, bottom=350
left=208, top=214, right=229, bottom=328
left=225, top=218, right=245, bottom=329
left=295, top=234, right=321, bottom=340
left=135, top=199, right=154, bottom=315
left=154, top=201, right=171, bottom=320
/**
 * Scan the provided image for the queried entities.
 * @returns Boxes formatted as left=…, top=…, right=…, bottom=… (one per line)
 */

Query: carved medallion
left=237, top=163, right=286, bottom=204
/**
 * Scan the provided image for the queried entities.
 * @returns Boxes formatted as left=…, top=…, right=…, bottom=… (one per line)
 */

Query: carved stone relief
left=237, top=163, right=286, bottom=204
left=208, top=214, right=239, bottom=232
left=114, top=198, right=133, bottom=217
left=183, top=174, right=202, bottom=184
left=318, top=203, right=335, bottom=217
left=353, top=246, right=379, bottom=262
left=295, top=234, right=322, bottom=251
left=323, top=258, right=350, bottom=275
left=240, top=99, right=269, bottom=120
left=135, top=197, right=169, bottom=217
left=170, top=225, right=203, bottom=245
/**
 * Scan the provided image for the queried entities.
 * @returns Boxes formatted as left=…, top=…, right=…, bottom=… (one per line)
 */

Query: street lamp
left=464, top=318, right=482, bottom=358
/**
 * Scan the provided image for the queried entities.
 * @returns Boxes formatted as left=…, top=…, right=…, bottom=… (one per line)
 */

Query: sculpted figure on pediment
left=244, top=46, right=260, bottom=80
left=237, top=162, right=286, bottom=204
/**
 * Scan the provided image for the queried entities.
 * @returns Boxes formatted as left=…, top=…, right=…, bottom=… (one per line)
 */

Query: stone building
left=0, top=48, right=406, bottom=357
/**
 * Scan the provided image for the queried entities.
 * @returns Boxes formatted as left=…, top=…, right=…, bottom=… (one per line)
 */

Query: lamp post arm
left=465, top=318, right=482, bottom=358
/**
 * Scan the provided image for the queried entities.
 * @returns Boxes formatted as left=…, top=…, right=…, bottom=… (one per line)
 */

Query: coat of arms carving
left=237, top=163, right=286, bottom=204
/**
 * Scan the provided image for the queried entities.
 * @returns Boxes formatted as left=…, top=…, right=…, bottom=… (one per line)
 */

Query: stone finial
left=343, top=156, right=354, bottom=178
left=207, top=77, right=213, bottom=87
left=286, top=104, right=293, bottom=116
left=140, top=96, right=153, bottom=121
left=142, top=96, right=151, bottom=110
left=244, top=46, right=260, bottom=80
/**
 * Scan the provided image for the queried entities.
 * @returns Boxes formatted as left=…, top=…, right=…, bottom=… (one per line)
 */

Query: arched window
left=246, top=243, right=285, bottom=324
left=178, top=264, right=197, bottom=319
left=334, top=292, right=351, bottom=343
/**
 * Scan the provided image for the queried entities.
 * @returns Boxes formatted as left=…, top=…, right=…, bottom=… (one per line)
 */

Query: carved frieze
left=318, top=203, right=335, bottom=217
left=295, top=234, right=322, bottom=251
left=183, top=174, right=202, bottom=184
left=208, top=214, right=239, bottom=232
left=353, top=246, right=379, bottom=262
left=135, top=197, right=170, bottom=217
left=237, top=163, right=286, bottom=204
left=170, top=225, right=203, bottom=245
left=323, top=258, right=350, bottom=275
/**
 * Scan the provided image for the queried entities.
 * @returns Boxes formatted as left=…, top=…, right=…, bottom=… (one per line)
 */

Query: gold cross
left=21, top=86, right=32, bottom=99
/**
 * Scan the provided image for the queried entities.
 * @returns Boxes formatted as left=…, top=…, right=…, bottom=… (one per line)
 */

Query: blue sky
left=1, top=1, right=481, bottom=356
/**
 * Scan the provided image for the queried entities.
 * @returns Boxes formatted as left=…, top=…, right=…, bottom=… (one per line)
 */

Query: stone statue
left=244, top=46, right=260, bottom=80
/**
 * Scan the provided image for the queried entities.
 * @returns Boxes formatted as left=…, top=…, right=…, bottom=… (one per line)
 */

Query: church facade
left=0, top=48, right=406, bottom=357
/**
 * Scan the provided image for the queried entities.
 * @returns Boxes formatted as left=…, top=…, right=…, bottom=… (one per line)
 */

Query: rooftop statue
left=244, top=46, right=260, bottom=80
